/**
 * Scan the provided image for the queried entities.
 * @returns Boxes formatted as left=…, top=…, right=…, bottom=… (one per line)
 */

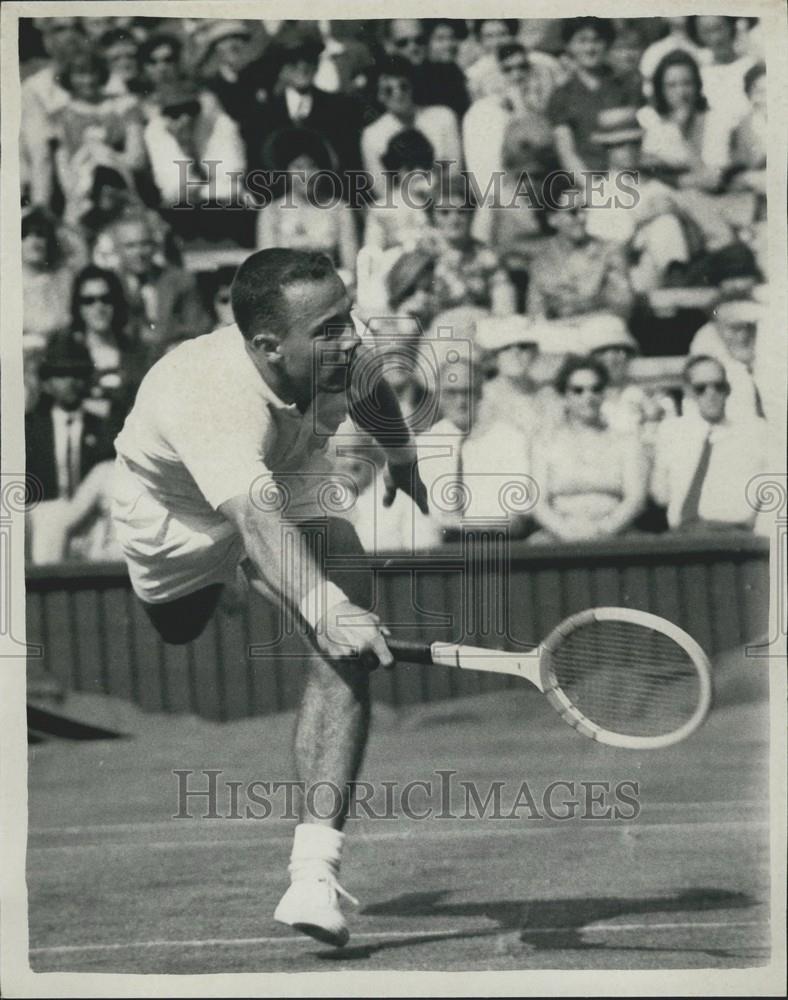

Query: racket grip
left=388, top=639, right=434, bottom=665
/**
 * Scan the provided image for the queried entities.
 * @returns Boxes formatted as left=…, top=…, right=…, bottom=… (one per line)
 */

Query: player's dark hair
left=231, top=248, right=337, bottom=339
left=554, top=354, right=610, bottom=395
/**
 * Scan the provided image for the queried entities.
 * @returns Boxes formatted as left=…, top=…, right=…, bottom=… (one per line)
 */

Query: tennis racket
left=388, top=607, right=712, bottom=750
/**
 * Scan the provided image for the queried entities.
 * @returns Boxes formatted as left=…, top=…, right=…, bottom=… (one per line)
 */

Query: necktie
left=65, top=415, right=76, bottom=499
left=679, top=429, right=712, bottom=526
left=752, top=378, right=766, bottom=419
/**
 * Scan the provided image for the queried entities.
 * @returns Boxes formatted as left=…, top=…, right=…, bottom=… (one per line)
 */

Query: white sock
left=288, top=823, right=344, bottom=883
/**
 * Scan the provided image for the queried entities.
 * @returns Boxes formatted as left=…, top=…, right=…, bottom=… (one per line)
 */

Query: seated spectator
left=27, top=459, right=123, bottom=565
left=361, top=55, right=461, bottom=197
left=607, top=24, right=645, bottom=102
left=192, top=20, right=255, bottom=119
left=137, top=32, right=186, bottom=112
left=25, top=333, right=116, bottom=505
left=640, top=17, right=710, bottom=100
left=548, top=18, right=641, bottom=177
left=526, top=183, right=634, bottom=335
left=730, top=63, right=767, bottom=200
left=475, top=316, right=543, bottom=438
left=651, top=355, right=767, bottom=531
left=22, top=207, right=81, bottom=343
left=463, top=19, right=521, bottom=100
left=68, top=265, right=147, bottom=422
left=74, top=165, right=138, bottom=252
left=382, top=19, right=469, bottom=116
left=689, top=298, right=766, bottom=424
left=430, top=178, right=516, bottom=315
left=307, top=20, right=375, bottom=96
left=256, top=128, right=358, bottom=275
left=255, top=27, right=364, bottom=181
left=21, top=17, right=86, bottom=208
left=529, top=355, right=649, bottom=543
left=54, top=48, right=146, bottom=225
left=200, top=265, right=238, bottom=330
left=637, top=50, right=733, bottom=193
left=582, top=315, right=675, bottom=435
left=415, top=352, right=533, bottom=541
left=463, top=42, right=556, bottom=242
left=143, top=78, right=246, bottom=223
left=107, top=212, right=211, bottom=349
left=100, top=27, right=142, bottom=96
left=689, top=15, right=756, bottom=131
left=420, top=19, right=471, bottom=116
left=363, top=129, right=437, bottom=253
left=584, top=109, right=693, bottom=293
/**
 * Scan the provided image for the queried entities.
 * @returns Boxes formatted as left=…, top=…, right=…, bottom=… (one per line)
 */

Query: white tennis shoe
left=274, top=874, right=359, bottom=947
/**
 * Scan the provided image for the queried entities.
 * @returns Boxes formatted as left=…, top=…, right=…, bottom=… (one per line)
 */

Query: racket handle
left=387, top=639, right=434, bottom=665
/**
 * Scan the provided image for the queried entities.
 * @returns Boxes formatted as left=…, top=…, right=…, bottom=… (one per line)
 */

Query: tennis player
left=112, top=248, right=429, bottom=947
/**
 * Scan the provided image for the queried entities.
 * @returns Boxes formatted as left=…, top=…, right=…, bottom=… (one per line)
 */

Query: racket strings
left=548, top=620, right=702, bottom=737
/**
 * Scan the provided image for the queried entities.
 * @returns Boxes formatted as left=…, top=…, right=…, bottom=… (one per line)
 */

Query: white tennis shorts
left=112, top=457, right=245, bottom=604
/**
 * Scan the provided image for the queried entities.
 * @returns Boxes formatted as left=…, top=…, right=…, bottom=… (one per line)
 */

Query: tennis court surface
left=27, top=649, right=771, bottom=974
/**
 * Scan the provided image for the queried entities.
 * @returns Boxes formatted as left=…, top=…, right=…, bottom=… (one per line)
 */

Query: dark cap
left=39, top=332, right=94, bottom=379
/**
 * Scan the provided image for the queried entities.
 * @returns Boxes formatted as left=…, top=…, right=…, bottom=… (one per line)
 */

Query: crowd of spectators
left=19, top=15, right=773, bottom=562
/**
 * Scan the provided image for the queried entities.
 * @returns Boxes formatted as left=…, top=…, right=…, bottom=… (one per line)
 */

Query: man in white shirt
left=689, top=298, right=766, bottom=424
left=143, top=79, right=246, bottom=208
left=21, top=17, right=86, bottom=206
left=112, top=248, right=428, bottom=948
left=651, top=355, right=767, bottom=531
left=361, top=55, right=461, bottom=197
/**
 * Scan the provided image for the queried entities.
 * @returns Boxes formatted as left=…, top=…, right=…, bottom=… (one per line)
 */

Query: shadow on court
left=317, top=887, right=761, bottom=962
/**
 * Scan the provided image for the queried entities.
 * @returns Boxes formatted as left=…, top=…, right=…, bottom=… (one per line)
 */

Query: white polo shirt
left=114, top=324, right=345, bottom=527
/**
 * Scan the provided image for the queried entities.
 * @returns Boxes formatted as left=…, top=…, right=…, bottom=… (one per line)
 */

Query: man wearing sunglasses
left=651, top=354, right=767, bottom=532
left=143, top=79, right=246, bottom=221
left=112, top=248, right=429, bottom=948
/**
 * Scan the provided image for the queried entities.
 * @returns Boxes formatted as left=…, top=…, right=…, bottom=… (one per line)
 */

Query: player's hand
left=314, top=601, right=395, bottom=670
left=382, top=456, right=430, bottom=515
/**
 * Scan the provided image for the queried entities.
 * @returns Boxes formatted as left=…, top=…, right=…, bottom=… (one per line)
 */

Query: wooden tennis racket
left=388, top=608, right=712, bottom=750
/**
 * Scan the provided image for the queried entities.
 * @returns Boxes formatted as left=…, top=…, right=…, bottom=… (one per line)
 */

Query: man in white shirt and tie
left=651, top=355, right=767, bottom=531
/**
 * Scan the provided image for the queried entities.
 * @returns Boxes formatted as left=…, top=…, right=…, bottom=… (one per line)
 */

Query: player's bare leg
left=274, top=518, right=375, bottom=946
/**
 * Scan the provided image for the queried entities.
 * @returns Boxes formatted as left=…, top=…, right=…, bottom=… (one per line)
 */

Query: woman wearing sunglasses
left=529, top=354, right=649, bottom=543
left=68, top=265, right=147, bottom=424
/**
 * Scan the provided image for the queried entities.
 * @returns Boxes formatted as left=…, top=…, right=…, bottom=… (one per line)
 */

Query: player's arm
left=219, top=493, right=393, bottom=669
left=346, top=343, right=429, bottom=514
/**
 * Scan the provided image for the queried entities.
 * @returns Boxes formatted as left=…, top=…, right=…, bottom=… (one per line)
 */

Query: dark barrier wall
left=26, top=533, right=769, bottom=721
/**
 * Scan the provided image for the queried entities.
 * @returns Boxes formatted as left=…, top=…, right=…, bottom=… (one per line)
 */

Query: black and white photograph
left=0, top=1, right=786, bottom=995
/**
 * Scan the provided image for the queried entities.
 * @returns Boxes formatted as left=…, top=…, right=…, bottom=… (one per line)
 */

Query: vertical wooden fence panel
left=26, top=534, right=770, bottom=718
